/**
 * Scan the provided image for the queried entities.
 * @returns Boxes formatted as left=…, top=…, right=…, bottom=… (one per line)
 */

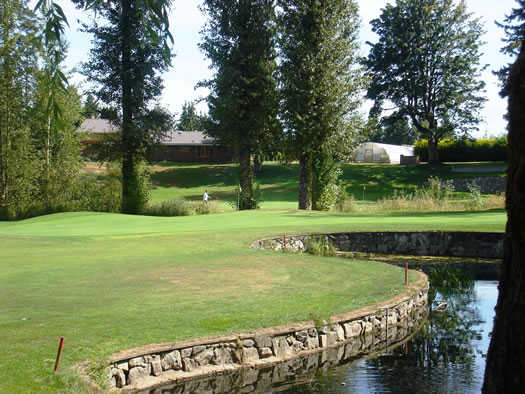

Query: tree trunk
left=253, top=153, right=263, bottom=174
left=120, top=0, right=140, bottom=214
left=298, top=152, right=311, bottom=210
left=239, top=145, right=255, bottom=210
left=482, top=43, right=525, bottom=393
left=427, top=136, right=440, bottom=165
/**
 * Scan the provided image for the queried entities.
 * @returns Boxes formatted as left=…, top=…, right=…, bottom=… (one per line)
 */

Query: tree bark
left=482, top=43, right=525, bottom=393
left=253, top=153, right=263, bottom=174
left=427, top=136, right=440, bottom=165
left=238, top=145, right=254, bottom=210
left=298, top=152, right=311, bottom=210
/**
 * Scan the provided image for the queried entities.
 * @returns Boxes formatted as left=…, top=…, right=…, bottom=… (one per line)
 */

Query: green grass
left=1, top=161, right=507, bottom=391
left=0, top=209, right=505, bottom=392
left=147, top=161, right=505, bottom=209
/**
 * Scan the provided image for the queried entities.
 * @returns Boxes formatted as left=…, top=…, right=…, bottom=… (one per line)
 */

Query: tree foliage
left=494, top=0, right=525, bottom=96
left=278, top=0, right=364, bottom=210
left=77, top=0, right=174, bottom=213
left=177, top=101, right=208, bottom=131
left=200, top=0, right=280, bottom=210
left=365, top=0, right=487, bottom=164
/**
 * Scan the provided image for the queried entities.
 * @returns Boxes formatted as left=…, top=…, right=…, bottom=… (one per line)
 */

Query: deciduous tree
left=365, top=0, right=486, bottom=164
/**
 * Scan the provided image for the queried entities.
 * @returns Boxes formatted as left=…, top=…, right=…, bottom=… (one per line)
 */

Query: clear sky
left=59, top=0, right=517, bottom=138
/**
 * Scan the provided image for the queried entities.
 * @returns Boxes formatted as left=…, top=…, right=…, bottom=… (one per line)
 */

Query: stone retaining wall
left=252, top=231, right=504, bottom=259
left=105, top=276, right=428, bottom=391
left=451, top=176, right=506, bottom=194
left=139, top=314, right=425, bottom=394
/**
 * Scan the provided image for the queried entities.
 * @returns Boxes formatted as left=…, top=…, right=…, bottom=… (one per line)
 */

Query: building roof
left=77, top=119, right=217, bottom=146
left=160, top=131, right=216, bottom=146
left=78, top=118, right=119, bottom=134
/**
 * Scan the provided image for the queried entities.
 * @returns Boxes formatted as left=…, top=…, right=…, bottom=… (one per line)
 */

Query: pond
left=141, top=280, right=497, bottom=394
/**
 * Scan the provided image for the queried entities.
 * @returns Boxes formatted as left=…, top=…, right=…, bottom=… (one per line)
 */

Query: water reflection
left=142, top=281, right=497, bottom=393
left=282, top=280, right=497, bottom=394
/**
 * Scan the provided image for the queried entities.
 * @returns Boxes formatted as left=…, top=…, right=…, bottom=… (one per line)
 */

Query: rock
left=112, top=368, right=126, bottom=388
left=181, top=348, right=192, bottom=358
left=326, top=332, right=338, bottom=346
left=295, top=330, right=308, bottom=343
left=192, top=345, right=206, bottom=356
left=128, top=357, right=146, bottom=368
left=254, top=334, right=272, bottom=348
left=291, top=340, right=304, bottom=353
left=308, top=328, right=318, bottom=337
left=151, top=356, right=162, bottom=377
left=306, top=335, right=320, bottom=349
left=116, top=361, right=129, bottom=372
left=127, top=366, right=148, bottom=386
left=242, top=339, right=255, bottom=347
left=286, top=336, right=295, bottom=345
left=258, top=347, right=273, bottom=358
left=210, top=348, right=233, bottom=365
left=194, top=348, right=214, bottom=366
left=182, top=357, right=197, bottom=372
left=319, top=335, right=328, bottom=348
left=272, top=336, right=292, bottom=358
left=242, top=347, right=260, bottom=363
left=161, top=350, right=182, bottom=371
left=362, top=321, right=373, bottom=334
left=335, top=325, right=345, bottom=341
left=344, top=321, right=362, bottom=338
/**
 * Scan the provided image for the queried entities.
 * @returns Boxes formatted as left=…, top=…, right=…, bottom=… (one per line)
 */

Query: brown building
left=78, top=119, right=233, bottom=163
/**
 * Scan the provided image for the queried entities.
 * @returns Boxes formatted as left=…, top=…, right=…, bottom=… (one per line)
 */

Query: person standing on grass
left=203, top=189, right=209, bottom=205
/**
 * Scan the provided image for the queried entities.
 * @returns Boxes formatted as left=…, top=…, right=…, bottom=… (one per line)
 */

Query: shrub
left=144, top=198, right=192, bottom=217
left=306, top=237, right=337, bottom=257
left=190, top=201, right=224, bottom=215
left=415, top=137, right=507, bottom=162
left=334, top=187, right=355, bottom=212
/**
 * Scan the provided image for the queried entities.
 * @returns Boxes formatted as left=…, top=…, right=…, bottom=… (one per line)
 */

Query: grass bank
left=145, top=161, right=505, bottom=210
left=0, top=209, right=505, bottom=392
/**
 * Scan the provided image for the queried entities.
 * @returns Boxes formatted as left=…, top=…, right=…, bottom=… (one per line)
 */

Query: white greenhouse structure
left=352, top=142, right=416, bottom=164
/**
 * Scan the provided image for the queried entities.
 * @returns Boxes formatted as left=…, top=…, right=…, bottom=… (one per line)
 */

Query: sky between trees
left=57, top=0, right=516, bottom=138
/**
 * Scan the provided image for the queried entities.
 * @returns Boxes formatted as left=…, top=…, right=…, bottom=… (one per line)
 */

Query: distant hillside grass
left=145, top=161, right=505, bottom=210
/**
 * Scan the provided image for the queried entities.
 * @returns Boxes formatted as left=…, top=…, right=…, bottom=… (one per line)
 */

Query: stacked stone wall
left=253, top=231, right=503, bottom=259
left=106, top=279, right=428, bottom=391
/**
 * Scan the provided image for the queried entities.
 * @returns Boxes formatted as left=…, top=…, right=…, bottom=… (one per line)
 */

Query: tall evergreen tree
left=177, top=101, right=207, bottom=131
left=278, top=0, right=363, bottom=210
left=494, top=0, right=525, bottom=96
left=482, top=40, right=525, bottom=394
left=77, top=0, right=174, bottom=213
left=365, top=0, right=486, bottom=164
left=82, top=93, right=99, bottom=119
left=200, top=0, right=280, bottom=210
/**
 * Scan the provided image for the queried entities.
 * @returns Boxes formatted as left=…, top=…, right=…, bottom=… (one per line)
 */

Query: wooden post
left=54, top=337, right=64, bottom=372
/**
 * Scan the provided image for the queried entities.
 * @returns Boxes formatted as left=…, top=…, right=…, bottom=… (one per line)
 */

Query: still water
left=145, top=281, right=498, bottom=393
left=280, top=280, right=498, bottom=394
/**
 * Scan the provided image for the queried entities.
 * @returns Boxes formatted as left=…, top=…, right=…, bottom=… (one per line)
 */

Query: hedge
left=415, top=137, right=507, bottom=162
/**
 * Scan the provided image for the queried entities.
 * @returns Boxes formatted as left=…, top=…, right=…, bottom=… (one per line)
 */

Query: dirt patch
left=154, top=266, right=282, bottom=295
